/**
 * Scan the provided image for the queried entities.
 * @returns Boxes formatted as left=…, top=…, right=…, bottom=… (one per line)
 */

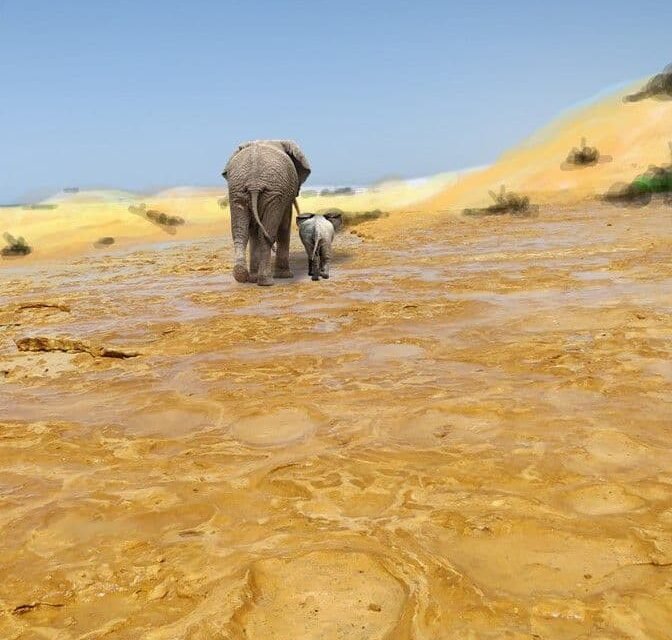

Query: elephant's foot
left=273, top=268, right=293, bottom=279
left=311, top=274, right=320, bottom=281
left=248, top=271, right=258, bottom=283
left=257, top=274, right=274, bottom=286
left=320, top=272, right=330, bottom=279
left=233, top=264, right=249, bottom=283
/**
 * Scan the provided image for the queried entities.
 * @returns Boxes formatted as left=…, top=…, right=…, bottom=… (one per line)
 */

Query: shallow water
left=1, top=203, right=671, bottom=639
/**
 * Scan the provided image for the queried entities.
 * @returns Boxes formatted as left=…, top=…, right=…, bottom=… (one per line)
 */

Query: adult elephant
left=222, top=139, right=311, bottom=285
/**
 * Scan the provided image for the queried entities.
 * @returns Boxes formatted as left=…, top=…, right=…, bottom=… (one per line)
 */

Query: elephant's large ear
left=324, top=211, right=343, bottom=232
left=279, top=140, right=311, bottom=186
left=295, top=213, right=314, bottom=226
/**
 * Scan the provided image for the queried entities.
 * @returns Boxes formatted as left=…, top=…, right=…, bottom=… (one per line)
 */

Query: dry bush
left=1, top=232, right=32, bottom=256
left=145, top=209, right=185, bottom=226
left=566, top=138, right=600, bottom=166
left=317, top=207, right=388, bottom=228
left=129, top=202, right=185, bottom=229
left=463, top=186, right=538, bottom=217
left=624, top=64, right=672, bottom=102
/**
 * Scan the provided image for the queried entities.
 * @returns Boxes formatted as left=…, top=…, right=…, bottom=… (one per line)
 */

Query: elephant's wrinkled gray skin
left=296, top=212, right=342, bottom=281
left=222, top=140, right=311, bottom=286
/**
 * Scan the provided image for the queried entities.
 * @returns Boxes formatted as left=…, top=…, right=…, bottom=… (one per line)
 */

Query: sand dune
left=3, top=80, right=671, bottom=263
left=0, top=176, right=456, bottom=262
left=421, top=83, right=672, bottom=212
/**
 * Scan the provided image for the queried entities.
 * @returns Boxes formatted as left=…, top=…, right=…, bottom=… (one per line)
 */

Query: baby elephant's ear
left=324, top=211, right=343, bottom=231
left=295, top=213, right=314, bottom=226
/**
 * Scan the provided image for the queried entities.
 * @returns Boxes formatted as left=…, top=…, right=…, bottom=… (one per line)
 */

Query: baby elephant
left=296, top=212, right=342, bottom=280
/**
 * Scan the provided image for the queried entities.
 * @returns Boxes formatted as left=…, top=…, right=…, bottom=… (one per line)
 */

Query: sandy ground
left=1, top=197, right=671, bottom=638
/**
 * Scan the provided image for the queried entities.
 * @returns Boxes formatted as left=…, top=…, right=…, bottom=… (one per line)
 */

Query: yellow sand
left=421, top=85, right=672, bottom=212
left=0, top=176, right=458, bottom=262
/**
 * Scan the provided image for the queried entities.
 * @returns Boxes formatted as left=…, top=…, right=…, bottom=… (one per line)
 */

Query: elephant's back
left=315, top=216, right=335, bottom=241
left=227, top=143, right=298, bottom=193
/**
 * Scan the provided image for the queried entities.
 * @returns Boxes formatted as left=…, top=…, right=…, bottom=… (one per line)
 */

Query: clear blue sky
left=1, top=0, right=670, bottom=201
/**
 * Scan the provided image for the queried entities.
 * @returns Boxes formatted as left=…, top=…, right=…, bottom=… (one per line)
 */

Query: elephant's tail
left=249, top=189, right=274, bottom=246
left=311, top=230, right=321, bottom=261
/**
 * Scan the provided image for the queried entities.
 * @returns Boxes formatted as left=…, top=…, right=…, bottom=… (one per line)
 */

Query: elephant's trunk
left=249, top=189, right=274, bottom=246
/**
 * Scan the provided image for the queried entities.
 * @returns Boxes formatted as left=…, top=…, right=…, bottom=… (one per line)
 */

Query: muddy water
left=1, top=203, right=671, bottom=639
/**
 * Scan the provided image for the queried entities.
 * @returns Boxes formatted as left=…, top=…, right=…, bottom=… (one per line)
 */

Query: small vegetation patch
left=217, top=195, right=229, bottom=209
left=1, top=232, right=32, bottom=257
left=301, top=189, right=318, bottom=198
left=21, top=204, right=58, bottom=210
left=624, top=63, right=672, bottom=102
left=318, top=207, right=388, bottom=228
left=94, top=237, right=115, bottom=248
left=320, top=187, right=355, bottom=196
left=604, top=143, right=672, bottom=206
left=463, top=186, right=538, bottom=217
left=128, top=203, right=147, bottom=215
left=146, top=209, right=185, bottom=226
left=129, top=202, right=185, bottom=232
left=565, top=138, right=600, bottom=166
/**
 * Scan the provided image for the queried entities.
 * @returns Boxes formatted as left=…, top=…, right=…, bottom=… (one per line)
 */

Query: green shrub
left=632, top=166, right=672, bottom=193
left=605, top=145, right=672, bottom=204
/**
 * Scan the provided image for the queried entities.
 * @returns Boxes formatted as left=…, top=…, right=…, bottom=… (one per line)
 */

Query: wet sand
left=1, top=201, right=671, bottom=639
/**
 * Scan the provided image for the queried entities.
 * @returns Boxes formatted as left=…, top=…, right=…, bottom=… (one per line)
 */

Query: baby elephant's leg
left=319, top=242, right=331, bottom=279
left=304, top=241, right=314, bottom=276
left=311, top=248, right=320, bottom=281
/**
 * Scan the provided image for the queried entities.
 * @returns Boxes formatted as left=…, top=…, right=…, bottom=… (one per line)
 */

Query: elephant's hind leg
left=230, top=195, right=251, bottom=283
left=273, top=204, right=293, bottom=279
left=256, top=228, right=274, bottom=286
left=248, top=230, right=260, bottom=283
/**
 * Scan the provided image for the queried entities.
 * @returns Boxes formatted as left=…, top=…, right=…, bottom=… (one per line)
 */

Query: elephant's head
left=222, top=139, right=311, bottom=187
